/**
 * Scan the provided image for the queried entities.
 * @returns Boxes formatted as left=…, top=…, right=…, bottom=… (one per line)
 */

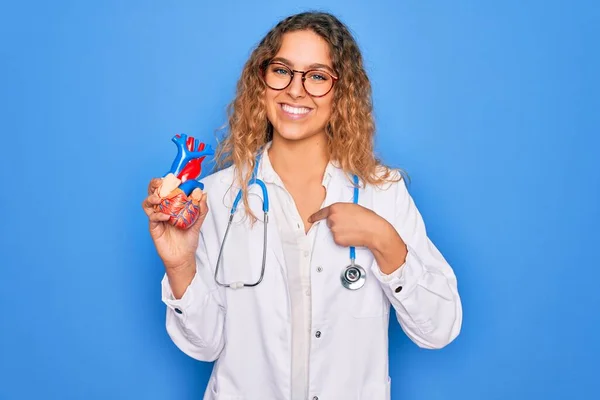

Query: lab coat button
left=395, top=286, right=403, bottom=293
left=174, top=308, right=183, bottom=314
left=303, top=251, right=309, bottom=257
left=313, top=397, right=319, bottom=400
left=315, top=330, right=321, bottom=338
left=316, top=266, right=323, bottom=273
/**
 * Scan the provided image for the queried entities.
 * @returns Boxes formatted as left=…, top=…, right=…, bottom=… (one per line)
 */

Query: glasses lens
left=264, top=63, right=292, bottom=90
left=304, top=70, right=334, bottom=97
left=263, top=63, right=335, bottom=96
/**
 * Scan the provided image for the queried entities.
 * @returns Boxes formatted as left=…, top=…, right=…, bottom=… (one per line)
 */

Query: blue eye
left=308, top=72, right=329, bottom=82
left=271, top=66, right=289, bottom=75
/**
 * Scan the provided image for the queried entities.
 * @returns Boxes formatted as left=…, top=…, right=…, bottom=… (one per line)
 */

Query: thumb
left=189, top=191, right=209, bottom=234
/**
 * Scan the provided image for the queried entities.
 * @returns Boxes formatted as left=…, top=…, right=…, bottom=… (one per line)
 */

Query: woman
left=142, top=11, right=462, bottom=400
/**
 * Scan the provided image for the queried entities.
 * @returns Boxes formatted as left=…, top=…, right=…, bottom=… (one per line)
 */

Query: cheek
left=315, top=96, right=333, bottom=121
left=264, top=91, right=279, bottom=121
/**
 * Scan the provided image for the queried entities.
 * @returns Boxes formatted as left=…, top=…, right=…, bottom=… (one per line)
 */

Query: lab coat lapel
left=323, top=167, right=356, bottom=210
left=265, top=208, right=286, bottom=281
left=312, top=166, right=356, bottom=255
left=218, top=169, right=287, bottom=284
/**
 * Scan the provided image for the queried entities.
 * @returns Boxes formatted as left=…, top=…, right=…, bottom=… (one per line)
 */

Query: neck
left=268, top=133, right=329, bottom=184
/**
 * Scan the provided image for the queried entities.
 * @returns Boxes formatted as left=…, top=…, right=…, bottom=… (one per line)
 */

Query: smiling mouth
left=280, top=103, right=312, bottom=117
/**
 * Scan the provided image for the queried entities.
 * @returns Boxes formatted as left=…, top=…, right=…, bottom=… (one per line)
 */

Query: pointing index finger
left=308, top=206, right=330, bottom=223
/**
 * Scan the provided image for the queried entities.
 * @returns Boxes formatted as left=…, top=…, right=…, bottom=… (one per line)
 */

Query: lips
left=279, top=103, right=313, bottom=119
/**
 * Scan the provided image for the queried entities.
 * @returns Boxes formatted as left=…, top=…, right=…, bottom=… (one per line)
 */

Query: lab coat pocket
left=208, top=378, right=244, bottom=400
left=352, top=248, right=387, bottom=319
left=360, top=377, right=391, bottom=399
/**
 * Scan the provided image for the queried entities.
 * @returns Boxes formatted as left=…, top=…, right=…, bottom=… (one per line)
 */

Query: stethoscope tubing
left=213, top=153, right=365, bottom=290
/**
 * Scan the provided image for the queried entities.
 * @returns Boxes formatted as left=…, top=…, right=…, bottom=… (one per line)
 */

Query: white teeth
left=281, top=104, right=311, bottom=115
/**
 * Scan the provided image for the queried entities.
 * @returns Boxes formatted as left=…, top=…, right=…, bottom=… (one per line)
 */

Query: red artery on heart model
left=177, top=136, right=206, bottom=182
left=155, top=134, right=214, bottom=230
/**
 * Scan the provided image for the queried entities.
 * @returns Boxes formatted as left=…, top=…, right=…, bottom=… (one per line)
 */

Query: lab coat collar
left=257, top=142, right=340, bottom=190
left=217, top=142, right=356, bottom=199
left=260, top=143, right=357, bottom=208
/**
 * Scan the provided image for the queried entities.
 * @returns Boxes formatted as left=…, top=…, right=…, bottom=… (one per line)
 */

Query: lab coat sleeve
left=371, top=177, right=462, bottom=349
left=161, top=230, right=226, bottom=362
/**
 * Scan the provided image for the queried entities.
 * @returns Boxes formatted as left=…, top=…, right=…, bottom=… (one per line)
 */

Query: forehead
left=275, top=30, right=332, bottom=69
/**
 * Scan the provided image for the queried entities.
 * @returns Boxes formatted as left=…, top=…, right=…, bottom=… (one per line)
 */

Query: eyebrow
left=270, top=57, right=336, bottom=74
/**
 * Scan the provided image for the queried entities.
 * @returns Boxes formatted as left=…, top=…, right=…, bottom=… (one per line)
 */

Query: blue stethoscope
left=214, top=153, right=366, bottom=290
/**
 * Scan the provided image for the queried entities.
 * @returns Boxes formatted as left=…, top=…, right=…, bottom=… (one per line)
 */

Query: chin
left=273, top=125, right=324, bottom=143
left=278, top=131, right=311, bottom=141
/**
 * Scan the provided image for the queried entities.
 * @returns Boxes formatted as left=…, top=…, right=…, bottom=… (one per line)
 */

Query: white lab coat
left=161, top=159, right=462, bottom=400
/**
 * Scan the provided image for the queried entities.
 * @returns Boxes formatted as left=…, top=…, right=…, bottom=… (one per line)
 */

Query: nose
left=286, top=72, right=306, bottom=99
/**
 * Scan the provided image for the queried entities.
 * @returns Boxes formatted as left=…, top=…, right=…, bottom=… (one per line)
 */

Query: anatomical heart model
left=155, top=134, right=214, bottom=229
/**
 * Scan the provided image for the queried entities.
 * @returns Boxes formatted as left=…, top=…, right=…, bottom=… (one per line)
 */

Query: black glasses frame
left=261, top=61, right=338, bottom=97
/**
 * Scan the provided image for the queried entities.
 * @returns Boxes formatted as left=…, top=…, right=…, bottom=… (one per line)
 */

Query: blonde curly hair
left=214, top=11, right=401, bottom=216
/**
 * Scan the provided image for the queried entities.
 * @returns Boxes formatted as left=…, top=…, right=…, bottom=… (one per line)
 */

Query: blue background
left=1, top=1, right=598, bottom=399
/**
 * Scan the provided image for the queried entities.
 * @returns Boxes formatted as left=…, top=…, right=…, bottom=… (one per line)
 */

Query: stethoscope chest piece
left=341, top=262, right=366, bottom=290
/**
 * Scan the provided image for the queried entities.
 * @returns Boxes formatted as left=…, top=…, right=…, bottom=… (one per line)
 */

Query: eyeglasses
left=262, top=61, right=338, bottom=97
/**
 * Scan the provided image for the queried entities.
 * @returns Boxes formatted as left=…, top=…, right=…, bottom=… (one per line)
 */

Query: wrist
left=164, top=254, right=196, bottom=271
left=165, top=259, right=197, bottom=299
left=368, top=218, right=408, bottom=275
left=366, top=216, right=395, bottom=251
